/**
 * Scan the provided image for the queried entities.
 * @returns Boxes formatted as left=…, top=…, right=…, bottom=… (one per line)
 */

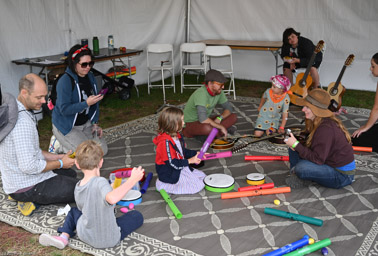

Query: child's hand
left=189, top=152, right=202, bottom=165
left=129, top=166, right=144, bottom=182
left=278, top=128, right=285, bottom=134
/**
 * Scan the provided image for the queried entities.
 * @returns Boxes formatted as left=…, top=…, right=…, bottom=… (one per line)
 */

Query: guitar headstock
left=345, top=54, right=355, bottom=66
left=315, top=40, right=325, bottom=53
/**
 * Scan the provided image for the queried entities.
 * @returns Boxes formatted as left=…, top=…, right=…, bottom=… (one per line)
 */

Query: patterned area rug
left=1, top=97, right=378, bottom=256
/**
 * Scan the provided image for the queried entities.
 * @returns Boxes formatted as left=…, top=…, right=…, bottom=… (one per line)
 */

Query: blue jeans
left=58, top=207, right=144, bottom=240
left=288, top=149, right=354, bottom=189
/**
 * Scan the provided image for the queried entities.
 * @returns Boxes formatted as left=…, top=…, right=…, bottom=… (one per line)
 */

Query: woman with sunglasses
left=52, top=44, right=108, bottom=155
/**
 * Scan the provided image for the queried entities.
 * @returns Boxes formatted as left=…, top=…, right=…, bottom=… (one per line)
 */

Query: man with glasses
left=52, top=44, right=108, bottom=155
left=0, top=74, right=78, bottom=216
left=182, top=69, right=237, bottom=141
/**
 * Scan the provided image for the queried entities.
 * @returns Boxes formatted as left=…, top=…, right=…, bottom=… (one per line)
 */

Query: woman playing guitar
left=281, top=28, right=323, bottom=90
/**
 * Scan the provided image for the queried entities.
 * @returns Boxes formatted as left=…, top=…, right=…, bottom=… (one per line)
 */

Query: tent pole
left=186, top=0, right=191, bottom=43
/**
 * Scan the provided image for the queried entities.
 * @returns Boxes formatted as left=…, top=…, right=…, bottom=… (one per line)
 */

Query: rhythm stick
left=198, top=127, right=219, bottom=159
left=284, top=238, right=331, bottom=256
left=263, top=235, right=310, bottom=256
left=159, top=189, right=182, bottom=219
left=204, top=151, right=232, bottom=160
left=245, top=156, right=289, bottom=161
left=264, top=208, right=323, bottom=226
left=115, top=170, right=132, bottom=178
left=113, top=177, right=122, bottom=189
left=221, top=187, right=291, bottom=199
left=238, top=182, right=274, bottom=192
left=352, top=146, right=372, bottom=152
left=140, top=172, right=153, bottom=194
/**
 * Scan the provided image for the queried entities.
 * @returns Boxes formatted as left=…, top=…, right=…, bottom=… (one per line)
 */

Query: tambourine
left=117, top=189, right=142, bottom=207
left=204, top=173, right=235, bottom=193
left=246, top=173, right=265, bottom=185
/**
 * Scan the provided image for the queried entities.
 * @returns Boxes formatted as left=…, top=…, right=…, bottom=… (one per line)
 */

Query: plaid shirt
left=0, top=100, right=56, bottom=194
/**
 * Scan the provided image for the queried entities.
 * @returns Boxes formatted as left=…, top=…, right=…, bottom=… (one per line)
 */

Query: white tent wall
left=190, top=0, right=378, bottom=92
left=0, top=0, right=186, bottom=97
left=1, top=0, right=377, bottom=97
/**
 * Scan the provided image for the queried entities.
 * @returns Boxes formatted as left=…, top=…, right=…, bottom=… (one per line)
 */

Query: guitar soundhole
left=331, top=89, right=338, bottom=96
left=299, top=79, right=305, bottom=87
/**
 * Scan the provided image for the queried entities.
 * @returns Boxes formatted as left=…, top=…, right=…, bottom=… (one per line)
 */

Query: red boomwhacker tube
left=221, top=187, right=291, bottom=199
left=244, top=155, right=289, bottom=161
left=352, top=146, right=372, bottom=152
left=238, top=182, right=275, bottom=192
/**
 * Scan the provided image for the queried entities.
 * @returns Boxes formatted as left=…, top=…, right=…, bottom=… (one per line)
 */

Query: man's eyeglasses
left=78, top=61, right=95, bottom=68
left=213, top=81, right=225, bottom=87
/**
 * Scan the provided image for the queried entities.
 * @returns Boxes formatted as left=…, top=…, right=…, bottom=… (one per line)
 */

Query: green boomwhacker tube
left=159, top=189, right=183, bottom=219
left=264, top=208, right=323, bottom=226
left=284, top=238, right=331, bottom=256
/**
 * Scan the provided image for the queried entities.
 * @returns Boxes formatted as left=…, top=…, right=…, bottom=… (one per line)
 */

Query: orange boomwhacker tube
left=221, top=187, right=291, bottom=199
left=244, top=155, right=289, bottom=161
left=352, top=146, right=373, bottom=152
left=238, top=182, right=275, bottom=192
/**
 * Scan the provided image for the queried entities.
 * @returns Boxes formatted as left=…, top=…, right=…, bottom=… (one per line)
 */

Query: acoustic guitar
left=289, top=40, right=325, bottom=105
left=327, top=54, right=354, bottom=112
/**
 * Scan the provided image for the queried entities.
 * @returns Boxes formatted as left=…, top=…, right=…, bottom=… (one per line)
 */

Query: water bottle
left=92, top=36, right=99, bottom=54
left=108, top=35, right=114, bottom=50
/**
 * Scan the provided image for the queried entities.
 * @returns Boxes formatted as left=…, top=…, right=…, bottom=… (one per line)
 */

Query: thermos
left=92, top=36, right=99, bottom=54
left=108, top=35, right=114, bottom=50
left=81, top=39, right=88, bottom=47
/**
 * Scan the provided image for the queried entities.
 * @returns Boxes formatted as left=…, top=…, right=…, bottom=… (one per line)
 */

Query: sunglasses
left=78, top=61, right=95, bottom=68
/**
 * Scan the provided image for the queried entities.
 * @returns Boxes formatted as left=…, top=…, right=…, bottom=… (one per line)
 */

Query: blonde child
left=39, top=140, right=144, bottom=249
left=154, top=107, right=206, bottom=194
left=254, top=74, right=291, bottom=137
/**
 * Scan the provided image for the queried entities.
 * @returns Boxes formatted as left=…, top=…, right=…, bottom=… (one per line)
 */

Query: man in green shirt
left=182, top=69, right=237, bottom=139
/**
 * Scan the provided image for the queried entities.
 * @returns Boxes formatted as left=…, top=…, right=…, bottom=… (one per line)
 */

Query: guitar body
left=326, top=54, right=354, bottom=112
left=327, top=82, right=346, bottom=111
left=289, top=73, right=312, bottom=105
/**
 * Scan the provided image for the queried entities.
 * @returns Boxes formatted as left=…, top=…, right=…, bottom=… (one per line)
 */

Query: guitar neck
left=302, top=51, right=317, bottom=80
left=331, top=65, right=347, bottom=91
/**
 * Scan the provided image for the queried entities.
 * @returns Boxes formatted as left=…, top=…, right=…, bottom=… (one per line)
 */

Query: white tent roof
left=1, top=0, right=377, bottom=97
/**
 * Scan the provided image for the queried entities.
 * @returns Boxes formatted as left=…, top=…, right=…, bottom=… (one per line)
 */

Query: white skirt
left=156, top=166, right=205, bottom=195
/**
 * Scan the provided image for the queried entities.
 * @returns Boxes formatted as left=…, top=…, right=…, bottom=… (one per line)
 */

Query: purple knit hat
left=270, top=75, right=291, bottom=92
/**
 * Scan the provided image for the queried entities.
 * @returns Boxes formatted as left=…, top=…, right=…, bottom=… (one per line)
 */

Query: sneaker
left=39, top=234, right=68, bottom=249
left=17, top=201, right=36, bottom=216
left=285, top=174, right=312, bottom=189
left=48, top=135, right=60, bottom=153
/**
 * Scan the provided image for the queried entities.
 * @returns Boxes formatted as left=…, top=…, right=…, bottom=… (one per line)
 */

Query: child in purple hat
left=254, top=74, right=291, bottom=137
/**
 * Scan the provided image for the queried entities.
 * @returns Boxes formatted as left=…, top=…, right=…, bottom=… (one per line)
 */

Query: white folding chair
left=204, top=46, right=236, bottom=100
left=146, top=44, right=175, bottom=94
left=180, top=42, right=206, bottom=93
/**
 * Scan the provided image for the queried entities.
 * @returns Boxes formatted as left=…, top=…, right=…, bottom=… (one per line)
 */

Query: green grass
left=38, top=75, right=376, bottom=150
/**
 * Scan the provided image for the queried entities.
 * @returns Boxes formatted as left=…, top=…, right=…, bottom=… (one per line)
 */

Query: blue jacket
left=52, top=67, right=99, bottom=135
left=153, top=133, right=197, bottom=184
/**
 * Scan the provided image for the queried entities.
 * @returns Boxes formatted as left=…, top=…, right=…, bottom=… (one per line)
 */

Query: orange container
left=221, top=187, right=291, bottom=199
left=352, top=146, right=372, bottom=152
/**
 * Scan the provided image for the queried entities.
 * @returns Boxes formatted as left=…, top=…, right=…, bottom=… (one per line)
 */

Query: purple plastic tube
left=198, top=127, right=218, bottom=159
left=204, top=151, right=232, bottom=160
left=140, top=172, right=153, bottom=194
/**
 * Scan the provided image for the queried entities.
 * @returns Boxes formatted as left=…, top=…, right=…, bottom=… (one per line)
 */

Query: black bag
left=48, top=73, right=75, bottom=110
